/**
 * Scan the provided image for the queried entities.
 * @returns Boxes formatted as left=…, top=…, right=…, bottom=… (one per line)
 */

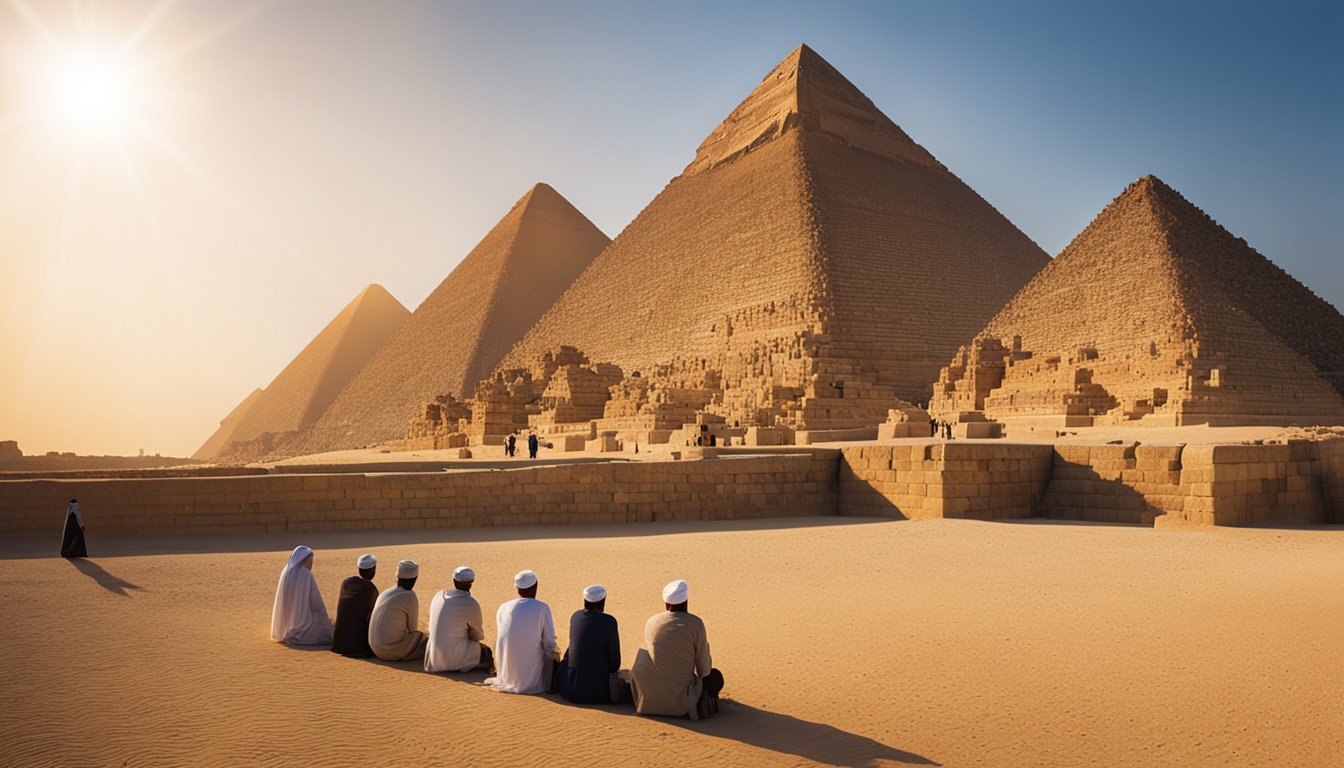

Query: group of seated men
left=269, top=545, right=724, bottom=719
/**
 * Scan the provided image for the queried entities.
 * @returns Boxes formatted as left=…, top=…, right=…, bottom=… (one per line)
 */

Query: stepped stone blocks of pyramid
left=930, top=176, right=1344, bottom=428
left=191, top=388, right=262, bottom=460
left=287, top=184, right=610, bottom=455
left=501, top=45, right=1048, bottom=433
left=194, top=283, right=410, bottom=461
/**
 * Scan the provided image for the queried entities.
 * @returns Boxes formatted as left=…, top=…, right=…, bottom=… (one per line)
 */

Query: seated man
left=369, top=560, right=427, bottom=661
left=269, top=545, right=333, bottom=647
left=630, top=579, right=724, bottom=720
left=488, top=569, right=559, bottom=694
left=425, top=566, right=494, bottom=673
left=558, top=585, right=622, bottom=704
left=331, top=553, right=378, bottom=657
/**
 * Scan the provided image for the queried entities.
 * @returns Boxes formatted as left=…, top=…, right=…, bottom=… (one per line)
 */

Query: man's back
left=331, top=576, right=377, bottom=656
left=370, top=587, right=421, bottom=659
left=562, top=610, right=621, bottom=704
left=631, top=611, right=711, bottom=717
left=495, top=597, right=558, bottom=693
left=425, top=588, right=484, bottom=673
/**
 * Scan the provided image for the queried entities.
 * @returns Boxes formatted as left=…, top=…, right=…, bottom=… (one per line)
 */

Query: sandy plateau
left=2, top=517, right=1340, bottom=768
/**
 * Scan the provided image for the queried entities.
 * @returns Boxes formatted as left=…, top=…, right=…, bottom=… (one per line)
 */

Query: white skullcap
left=397, top=560, right=419, bottom=579
left=514, top=569, right=538, bottom=589
left=662, top=579, right=689, bottom=605
left=357, top=553, right=377, bottom=569
left=583, top=585, right=607, bottom=602
left=453, top=566, right=476, bottom=582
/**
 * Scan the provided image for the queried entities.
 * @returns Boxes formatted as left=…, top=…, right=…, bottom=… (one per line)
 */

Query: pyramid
left=502, top=45, right=1048, bottom=427
left=199, top=283, right=410, bottom=460
left=930, top=176, right=1344, bottom=426
left=289, top=184, right=610, bottom=454
left=191, top=388, right=263, bottom=460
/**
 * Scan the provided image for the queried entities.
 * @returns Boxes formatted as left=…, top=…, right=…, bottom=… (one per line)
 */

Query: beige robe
left=631, top=611, right=712, bottom=719
left=369, top=587, right=426, bottom=661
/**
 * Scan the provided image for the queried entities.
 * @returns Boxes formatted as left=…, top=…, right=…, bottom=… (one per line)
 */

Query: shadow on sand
left=347, top=655, right=936, bottom=767
left=69, top=557, right=146, bottom=597
left=0, top=517, right=901, bottom=560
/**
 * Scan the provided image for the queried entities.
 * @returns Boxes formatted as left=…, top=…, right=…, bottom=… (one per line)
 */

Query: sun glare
left=41, top=49, right=140, bottom=139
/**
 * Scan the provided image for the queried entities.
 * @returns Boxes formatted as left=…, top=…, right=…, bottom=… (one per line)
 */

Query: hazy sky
left=1, top=0, right=1340, bottom=457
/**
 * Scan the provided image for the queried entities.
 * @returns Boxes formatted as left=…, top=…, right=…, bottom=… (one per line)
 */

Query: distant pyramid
left=931, top=175, right=1344, bottom=426
left=502, top=44, right=1048, bottom=426
left=201, top=283, right=410, bottom=459
left=191, top=387, right=263, bottom=461
left=290, top=184, right=610, bottom=454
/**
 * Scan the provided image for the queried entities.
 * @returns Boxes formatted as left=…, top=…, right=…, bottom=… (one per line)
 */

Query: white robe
left=489, top=597, right=558, bottom=694
left=425, top=588, right=485, bottom=673
left=270, top=545, right=333, bottom=647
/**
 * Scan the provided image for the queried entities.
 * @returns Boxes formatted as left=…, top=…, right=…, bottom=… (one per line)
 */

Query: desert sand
left=2, top=517, right=1340, bottom=767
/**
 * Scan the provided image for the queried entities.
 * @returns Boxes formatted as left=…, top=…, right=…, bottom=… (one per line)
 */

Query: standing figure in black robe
left=60, top=499, right=87, bottom=558
left=558, top=585, right=622, bottom=704
left=331, top=554, right=379, bottom=657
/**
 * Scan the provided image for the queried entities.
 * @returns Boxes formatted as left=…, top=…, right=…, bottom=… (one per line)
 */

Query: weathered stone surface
left=932, top=176, right=1344, bottom=428
left=502, top=45, right=1047, bottom=430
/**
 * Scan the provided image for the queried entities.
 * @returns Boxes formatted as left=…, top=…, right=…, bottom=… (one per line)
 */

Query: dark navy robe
left=559, top=609, right=621, bottom=704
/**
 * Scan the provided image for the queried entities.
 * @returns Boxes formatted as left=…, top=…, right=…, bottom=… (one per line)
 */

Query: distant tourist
left=425, top=566, right=494, bottom=674
left=929, top=418, right=937, bottom=437
left=488, top=569, right=560, bottom=693
left=630, top=579, right=723, bottom=720
left=527, top=432, right=539, bottom=459
left=331, top=553, right=379, bottom=657
left=270, top=545, right=334, bottom=647
left=60, top=498, right=86, bottom=558
left=506, top=433, right=517, bottom=457
left=557, top=585, right=625, bottom=704
left=369, top=560, right=427, bottom=661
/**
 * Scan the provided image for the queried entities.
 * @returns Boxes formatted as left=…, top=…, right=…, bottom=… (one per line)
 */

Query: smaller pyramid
left=931, top=176, right=1344, bottom=427
left=200, top=284, right=410, bottom=459
left=288, top=184, right=610, bottom=454
left=191, top=388, right=263, bottom=460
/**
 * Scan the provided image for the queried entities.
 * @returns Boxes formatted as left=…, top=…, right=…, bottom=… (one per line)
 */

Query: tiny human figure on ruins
left=527, top=432, right=539, bottom=459
left=506, top=433, right=517, bottom=457
left=60, top=498, right=86, bottom=558
left=929, top=418, right=937, bottom=437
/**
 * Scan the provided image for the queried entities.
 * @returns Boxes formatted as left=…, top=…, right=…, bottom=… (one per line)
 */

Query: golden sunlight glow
left=42, top=48, right=140, bottom=138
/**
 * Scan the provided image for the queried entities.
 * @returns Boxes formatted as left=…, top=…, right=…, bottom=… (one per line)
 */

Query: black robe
left=559, top=609, right=621, bottom=704
left=60, top=508, right=86, bottom=558
left=331, top=576, right=378, bottom=657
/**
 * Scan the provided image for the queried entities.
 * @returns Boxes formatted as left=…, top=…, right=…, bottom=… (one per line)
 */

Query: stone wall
left=0, top=454, right=836, bottom=539
left=838, top=443, right=1053, bottom=520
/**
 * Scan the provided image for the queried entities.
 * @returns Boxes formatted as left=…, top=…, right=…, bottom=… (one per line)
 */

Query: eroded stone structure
left=501, top=44, right=1048, bottom=433
left=931, top=176, right=1344, bottom=430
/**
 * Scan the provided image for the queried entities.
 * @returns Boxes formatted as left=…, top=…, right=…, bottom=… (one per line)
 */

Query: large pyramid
left=930, top=175, right=1344, bottom=427
left=191, top=388, right=263, bottom=460
left=196, top=283, right=410, bottom=460
left=289, top=183, right=610, bottom=454
left=502, top=44, right=1048, bottom=427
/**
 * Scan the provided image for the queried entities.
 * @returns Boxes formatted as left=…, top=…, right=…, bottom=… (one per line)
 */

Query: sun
left=40, top=48, right=141, bottom=140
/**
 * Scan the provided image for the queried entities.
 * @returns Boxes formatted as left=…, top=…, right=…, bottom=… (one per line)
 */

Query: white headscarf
left=66, top=501, right=83, bottom=528
left=269, top=545, right=332, bottom=646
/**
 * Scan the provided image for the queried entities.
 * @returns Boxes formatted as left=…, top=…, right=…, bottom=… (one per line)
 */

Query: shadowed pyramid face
left=502, top=44, right=1048, bottom=429
left=931, top=175, right=1344, bottom=427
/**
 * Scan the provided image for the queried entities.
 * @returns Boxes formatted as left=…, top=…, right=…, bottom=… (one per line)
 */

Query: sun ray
left=113, top=0, right=179, bottom=62
left=139, top=0, right=272, bottom=73
left=4, top=0, right=58, bottom=47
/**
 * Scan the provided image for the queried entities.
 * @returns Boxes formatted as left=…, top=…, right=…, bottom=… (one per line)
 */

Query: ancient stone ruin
left=930, top=176, right=1344, bottom=432
left=500, top=44, right=1048, bottom=434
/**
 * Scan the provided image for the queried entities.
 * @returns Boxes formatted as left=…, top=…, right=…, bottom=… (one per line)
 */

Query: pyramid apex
left=685, top=43, right=939, bottom=175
